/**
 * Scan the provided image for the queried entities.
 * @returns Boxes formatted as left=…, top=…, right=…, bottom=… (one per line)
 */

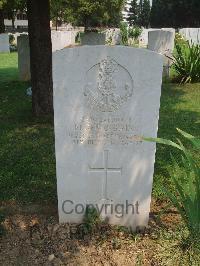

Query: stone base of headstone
left=17, top=34, right=31, bottom=81
left=81, top=32, right=106, bottom=45
left=0, top=33, right=10, bottom=53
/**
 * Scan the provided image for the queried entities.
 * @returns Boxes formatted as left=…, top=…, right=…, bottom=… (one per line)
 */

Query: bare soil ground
left=0, top=200, right=181, bottom=266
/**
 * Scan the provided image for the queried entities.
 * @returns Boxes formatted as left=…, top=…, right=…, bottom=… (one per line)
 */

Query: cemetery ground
left=0, top=52, right=200, bottom=265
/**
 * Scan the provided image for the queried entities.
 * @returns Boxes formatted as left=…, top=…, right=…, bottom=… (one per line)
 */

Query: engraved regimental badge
left=84, top=56, right=134, bottom=112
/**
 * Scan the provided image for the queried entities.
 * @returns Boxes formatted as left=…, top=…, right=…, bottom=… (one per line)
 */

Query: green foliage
left=0, top=0, right=6, bottom=9
left=3, top=0, right=26, bottom=15
left=64, top=0, right=125, bottom=30
left=127, top=0, right=139, bottom=26
left=0, top=53, right=56, bottom=204
left=128, top=26, right=142, bottom=40
left=173, top=41, right=200, bottom=84
left=120, top=22, right=128, bottom=45
left=138, top=0, right=150, bottom=28
left=175, top=33, right=188, bottom=47
left=50, top=0, right=67, bottom=28
left=120, top=22, right=142, bottom=46
left=9, top=33, right=14, bottom=44
left=82, top=206, right=101, bottom=235
left=150, top=0, right=200, bottom=28
left=128, top=0, right=150, bottom=28
left=144, top=129, right=200, bottom=246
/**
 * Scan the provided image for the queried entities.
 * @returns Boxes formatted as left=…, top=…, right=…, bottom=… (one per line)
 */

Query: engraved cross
left=88, top=150, right=122, bottom=200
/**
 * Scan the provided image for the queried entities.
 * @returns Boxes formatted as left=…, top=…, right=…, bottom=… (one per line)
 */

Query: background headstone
left=17, top=31, right=77, bottom=80
left=179, top=28, right=200, bottom=44
left=139, top=28, right=160, bottom=47
left=148, top=30, right=175, bottom=77
left=51, top=31, right=76, bottom=52
left=148, top=30, right=174, bottom=53
left=53, top=46, right=163, bottom=230
left=17, top=34, right=31, bottom=81
left=0, top=33, right=10, bottom=53
left=81, top=32, right=106, bottom=45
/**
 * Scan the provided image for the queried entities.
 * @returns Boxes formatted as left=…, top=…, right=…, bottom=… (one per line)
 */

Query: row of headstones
left=0, top=30, right=77, bottom=53
left=81, top=28, right=200, bottom=47
left=17, top=29, right=122, bottom=81
left=18, top=29, right=174, bottom=81
left=140, top=28, right=200, bottom=46
left=17, top=31, right=78, bottom=80
left=1, top=27, right=199, bottom=53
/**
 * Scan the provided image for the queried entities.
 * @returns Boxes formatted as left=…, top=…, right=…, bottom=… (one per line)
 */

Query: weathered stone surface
left=0, top=33, right=10, bottom=53
left=179, top=28, right=200, bottom=44
left=139, top=28, right=160, bottom=47
left=148, top=30, right=174, bottom=53
left=51, top=31, right=76, bottom=52
left=53, top=46, right=163, bottom=230
left=148, top=30, right=175, bottom=77
left=81, top=32, right=106, bottom=45
left=17, top=34, right=31, bottom=81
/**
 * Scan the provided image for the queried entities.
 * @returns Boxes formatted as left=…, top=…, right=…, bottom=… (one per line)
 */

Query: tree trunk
left=26, top=0, right=53, bottom=116
left=11, top=12, right=15, bottom=30
left=56, top=16, right=58, bottom=31
left=0, top=9, right=5, bottom=33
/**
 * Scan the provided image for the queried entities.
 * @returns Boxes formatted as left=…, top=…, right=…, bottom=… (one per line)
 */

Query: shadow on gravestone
left=52, top=46, right=163, bottom=231
left=81, top=32, right=106, bottom=45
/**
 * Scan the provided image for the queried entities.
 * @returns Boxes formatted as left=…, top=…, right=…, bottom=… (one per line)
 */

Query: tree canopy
left=50, top=0, right=125, bottom=30
left=127, top=0, right=150, bottom=28
left=127, top=0, right=139, bottom=26
left=150, top=0, right=200, bottom=28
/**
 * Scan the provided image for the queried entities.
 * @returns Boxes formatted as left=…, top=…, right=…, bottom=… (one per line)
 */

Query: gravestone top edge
left=52, top=45, right=164, bottom=59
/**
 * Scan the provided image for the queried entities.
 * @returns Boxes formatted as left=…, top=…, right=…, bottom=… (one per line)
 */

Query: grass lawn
left=0, top=52, right=200, bottom=266
left=0, top=53, right=56, bottom=204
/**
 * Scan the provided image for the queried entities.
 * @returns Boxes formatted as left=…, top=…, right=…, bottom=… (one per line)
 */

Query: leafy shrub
left=128, top=26, right=142, bottom=41
left=144, top=129, right=200, bottom=247
left=120, top=22, right=128, bottom=46
left=81, top=206, right=101, bottom=235
left=173, top=41, right=200, bottom=83
left=120, top=23, right=142, bottom=46
left=9, top=34, right=15, bottom=45
left=175, top=33, right=188, bottom=47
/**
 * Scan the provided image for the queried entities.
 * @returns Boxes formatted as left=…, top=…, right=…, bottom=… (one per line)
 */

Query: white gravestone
left=148, top=30, right=174, bottom=77
left=148, top=30, right=174, bottom=53
left=51, top=31, right=76, bottom=52
left=81, top=32, right=106, bottom=45
left=139, top=28, right=160, bottom=47
left=53, top=46, right=163, bottom=230
left=0, top=33, right=10, bottom=53
left=179, top=28, right=200, bottom=45
left=17, top=35, right=31, bottom=81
